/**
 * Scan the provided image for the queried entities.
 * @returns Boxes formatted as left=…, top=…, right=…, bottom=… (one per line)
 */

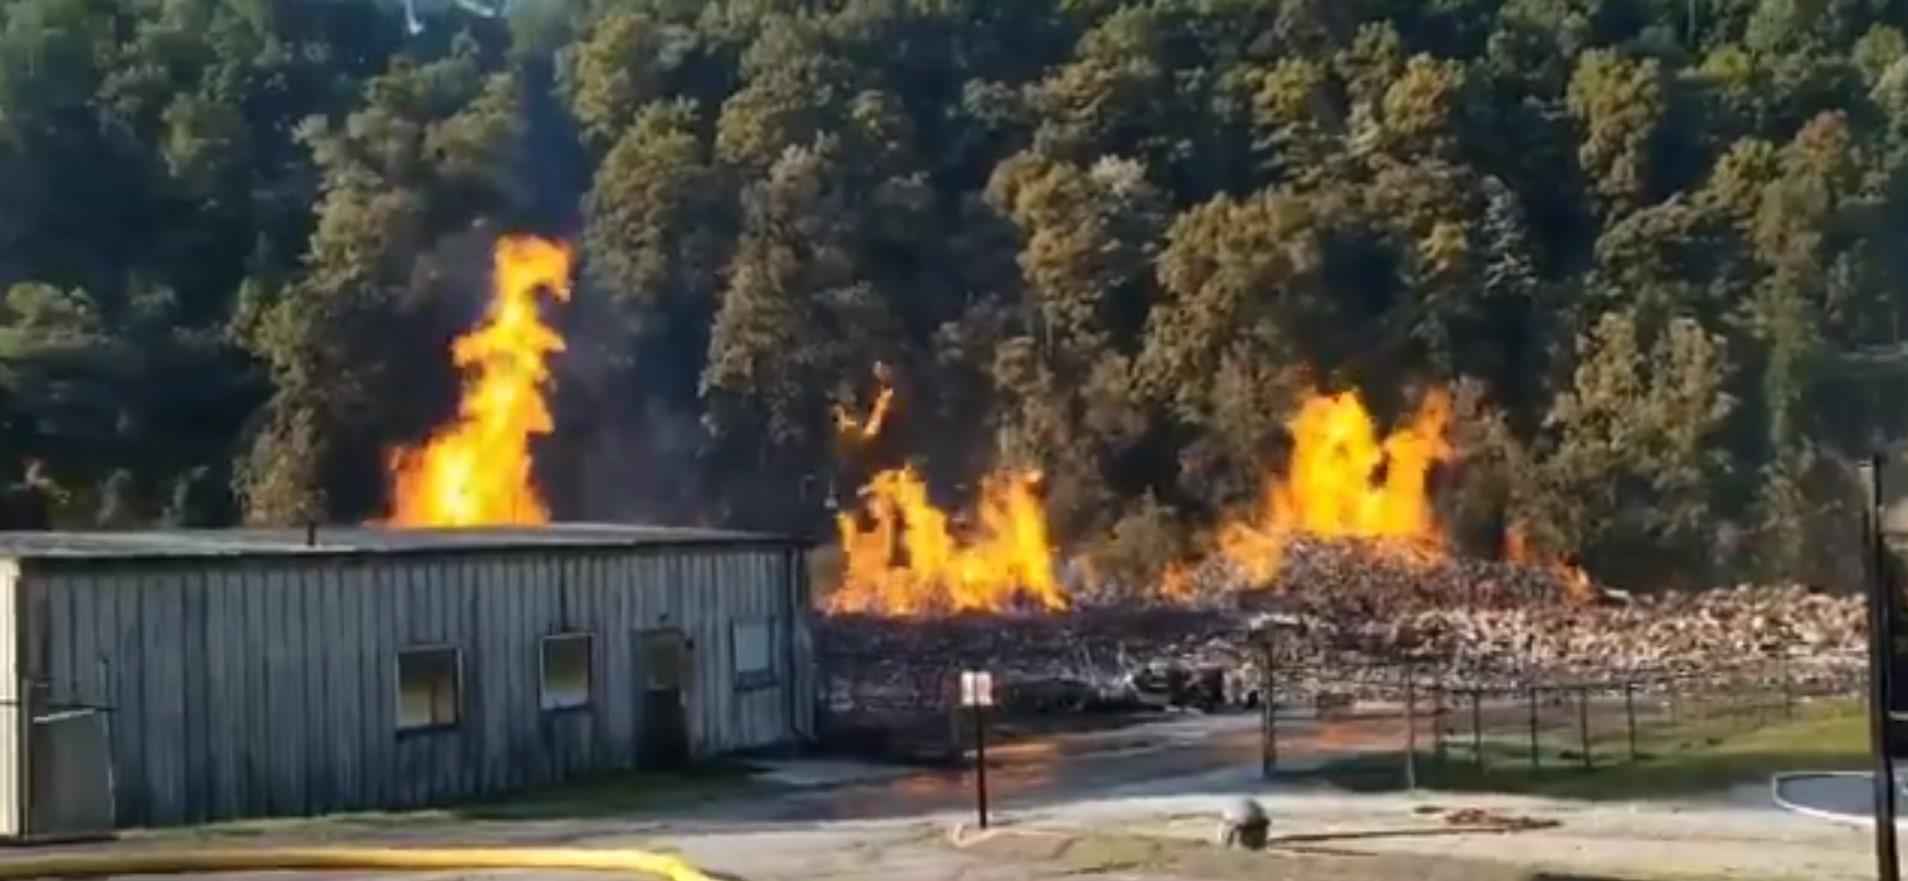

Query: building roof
left=0, top=523, right=802, bottom=562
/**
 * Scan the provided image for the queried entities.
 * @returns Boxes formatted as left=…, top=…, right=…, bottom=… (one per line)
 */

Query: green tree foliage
left=1523, top=311, right=1735, bottom=583
left=10, top=0, right=1908, bottom=589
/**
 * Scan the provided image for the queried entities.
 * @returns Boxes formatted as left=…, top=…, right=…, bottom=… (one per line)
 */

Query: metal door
left=637, top=630, right=691, bottom=769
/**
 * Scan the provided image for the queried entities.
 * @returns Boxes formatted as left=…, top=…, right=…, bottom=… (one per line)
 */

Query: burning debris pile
left=1165, top=536, right=1578, bottom=610
left=830, top=466, right=1064, bottom=616
left=819, top=561, right=1864, bottom=718
left=1207, top=389, right=1454, bottom=587
left=828, top=384, right=1475, bottom=617
left=819, top=377, right=1861, bottom=721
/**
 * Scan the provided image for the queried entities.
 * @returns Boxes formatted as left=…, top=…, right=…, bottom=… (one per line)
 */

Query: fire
left=1159, top=561, right=1198, bottom=601
left=1219, top=388, right=1454, bottom=583
left=830, top=466, right=1066, bottom=615
left=1505, top=523, right=1598, bottom=603
left=386, top=235, right=574, bottom=527
left=1504, top=523, right=1535, bottom=565
left=834, top=363, right=894, bottom=443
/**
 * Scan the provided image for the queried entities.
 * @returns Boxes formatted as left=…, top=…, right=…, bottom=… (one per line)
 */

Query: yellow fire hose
left=0, top=845, right=722, bottom=879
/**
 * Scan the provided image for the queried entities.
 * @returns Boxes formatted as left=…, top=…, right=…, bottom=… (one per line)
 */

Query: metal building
left=0, top=525, right=813, bottom=838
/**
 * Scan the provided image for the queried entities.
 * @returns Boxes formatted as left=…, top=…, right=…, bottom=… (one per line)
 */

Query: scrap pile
left=1165, top=538, right=1576, bottom=611
left=1372, top=583, right=1863, bottom=689
left=819, top=541, right=1865, bottom=723
left=821, top=608, right=1246, bottom=715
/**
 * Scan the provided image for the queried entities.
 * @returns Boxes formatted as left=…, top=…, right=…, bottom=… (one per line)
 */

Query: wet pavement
left=0, top=708, right=1853, bottom=880
left=735, top=711, right=1411, bottom=823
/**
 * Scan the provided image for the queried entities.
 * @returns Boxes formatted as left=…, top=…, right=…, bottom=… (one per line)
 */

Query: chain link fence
left=1263, top=655, right=1864, bottom=787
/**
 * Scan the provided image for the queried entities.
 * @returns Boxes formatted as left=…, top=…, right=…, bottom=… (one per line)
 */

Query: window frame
left=538, top=632, right=596, bottom=714
left=395, top=644, right=463, bottom=735
left=731, top=617, right=777, bottom=691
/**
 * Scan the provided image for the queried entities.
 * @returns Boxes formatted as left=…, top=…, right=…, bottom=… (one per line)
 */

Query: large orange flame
left=386, top=235, right=574, bottom=527
left=831, top=466, right=1066, bottom=615
left=1218, top=388, right=1453, bottom=583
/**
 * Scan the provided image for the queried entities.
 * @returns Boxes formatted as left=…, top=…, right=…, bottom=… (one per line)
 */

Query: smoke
left=360, top=0, right=713, bottom=528
left=545, top=286, right=715, bottom=526
left=507, top=41, right=591, bottom=237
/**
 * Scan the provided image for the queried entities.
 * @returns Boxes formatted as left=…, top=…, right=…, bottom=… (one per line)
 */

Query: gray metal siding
left=0, top=559, right=17, bottom=837
left=24, top=546, right=802, bottom=828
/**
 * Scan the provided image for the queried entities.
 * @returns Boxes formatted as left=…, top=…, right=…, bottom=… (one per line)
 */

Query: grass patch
left=164, top=761, right=779, bottom=838
left=155, top=809, right=461, bottom=842
left=1298, top=701, right=1868, bottom=801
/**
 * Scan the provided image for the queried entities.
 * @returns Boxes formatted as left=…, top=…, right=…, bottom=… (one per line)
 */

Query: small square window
left=732, top=619, right=775, bottom=689
left=541, top=633, right=593, bottom=711
left=397, top=647, right=460, bottom=731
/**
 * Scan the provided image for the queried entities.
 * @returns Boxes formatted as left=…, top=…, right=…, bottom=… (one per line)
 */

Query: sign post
left=1867, top=457, right=1900, bottom=881
left=1252, top=613, right=1300, bottom=779
left=960, top=670, right=995, bottom=829
left=1261, top=629, right=1277, bottom=777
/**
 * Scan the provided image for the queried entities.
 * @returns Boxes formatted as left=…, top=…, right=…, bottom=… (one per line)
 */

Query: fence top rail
left=1266, top=659, right=1861, bottom=694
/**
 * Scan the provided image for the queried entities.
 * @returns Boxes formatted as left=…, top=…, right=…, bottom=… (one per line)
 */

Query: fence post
left=1471, top=688, right=1484, bottom=772
left=1781, top=654, right=1795, bottom=720
left=1749, top=665, right=1765, bottom=727
left=1528, top=683, right=1541, bottom=772
left=1625, top=680, right=1639, bottom=763
left=1577, top=686, right=1592, bottom=770
left=1404, top=663, right=1418, bottom=791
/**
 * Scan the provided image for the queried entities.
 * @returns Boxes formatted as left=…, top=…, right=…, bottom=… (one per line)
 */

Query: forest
left=3, top=0, right=1908, bottom=592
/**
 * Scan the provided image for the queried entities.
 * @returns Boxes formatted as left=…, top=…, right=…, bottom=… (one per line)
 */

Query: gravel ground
left=1011, top=767, right=1882, bottom=881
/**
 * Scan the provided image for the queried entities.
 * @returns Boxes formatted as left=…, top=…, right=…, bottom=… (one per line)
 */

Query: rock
left=1217, top=797, right=1269, bottom=850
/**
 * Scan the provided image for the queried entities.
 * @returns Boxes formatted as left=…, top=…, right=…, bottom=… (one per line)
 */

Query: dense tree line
left=4, top=0, right=1908, bottom=590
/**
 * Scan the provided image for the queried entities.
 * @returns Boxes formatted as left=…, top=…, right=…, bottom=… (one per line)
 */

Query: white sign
left=959, top=670, right=995, bottom=708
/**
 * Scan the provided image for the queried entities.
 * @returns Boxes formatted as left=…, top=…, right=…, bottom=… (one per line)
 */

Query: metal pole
left=1261, top=635, right=1276, bottom=778
left=1625, top=681, right=1639, bottom=763
left=1471, top=689, right=1484, bottom=772
left=973, top=705, right=989, bottom=829
left=1578, top=686, right=1593, bottom=770
left=1782, top=654, right=1796, bottom=720
left=1751, top=664, right=1766, bottom=728
left=1528, top=683, right=1541, bottom=772
left=1865, top=455, right=1899, bottom=881
left=1404, top=663, right=1418, bottom=791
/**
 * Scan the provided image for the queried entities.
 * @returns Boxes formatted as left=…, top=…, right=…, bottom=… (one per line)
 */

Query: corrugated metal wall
left=20, top=545, right=805, bottom=828
left=0, top=560, right=17, bottom=837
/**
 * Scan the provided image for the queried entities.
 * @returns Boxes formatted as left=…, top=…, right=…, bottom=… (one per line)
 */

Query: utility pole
left=1866, top=456, right=1900, bottom=881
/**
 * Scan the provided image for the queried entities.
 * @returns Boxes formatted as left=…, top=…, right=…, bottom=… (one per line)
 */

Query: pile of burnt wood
left=816, top=545, right=1866, bottom=745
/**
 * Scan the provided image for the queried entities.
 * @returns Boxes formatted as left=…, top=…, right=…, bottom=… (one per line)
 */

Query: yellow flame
left=830, top=466, right=1066, bottom=616
left=834, top=363, right=894, bottom=442
left=386, top=235, right=573, bottom=527
left=1218, top=388, right=1453, bottom=584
